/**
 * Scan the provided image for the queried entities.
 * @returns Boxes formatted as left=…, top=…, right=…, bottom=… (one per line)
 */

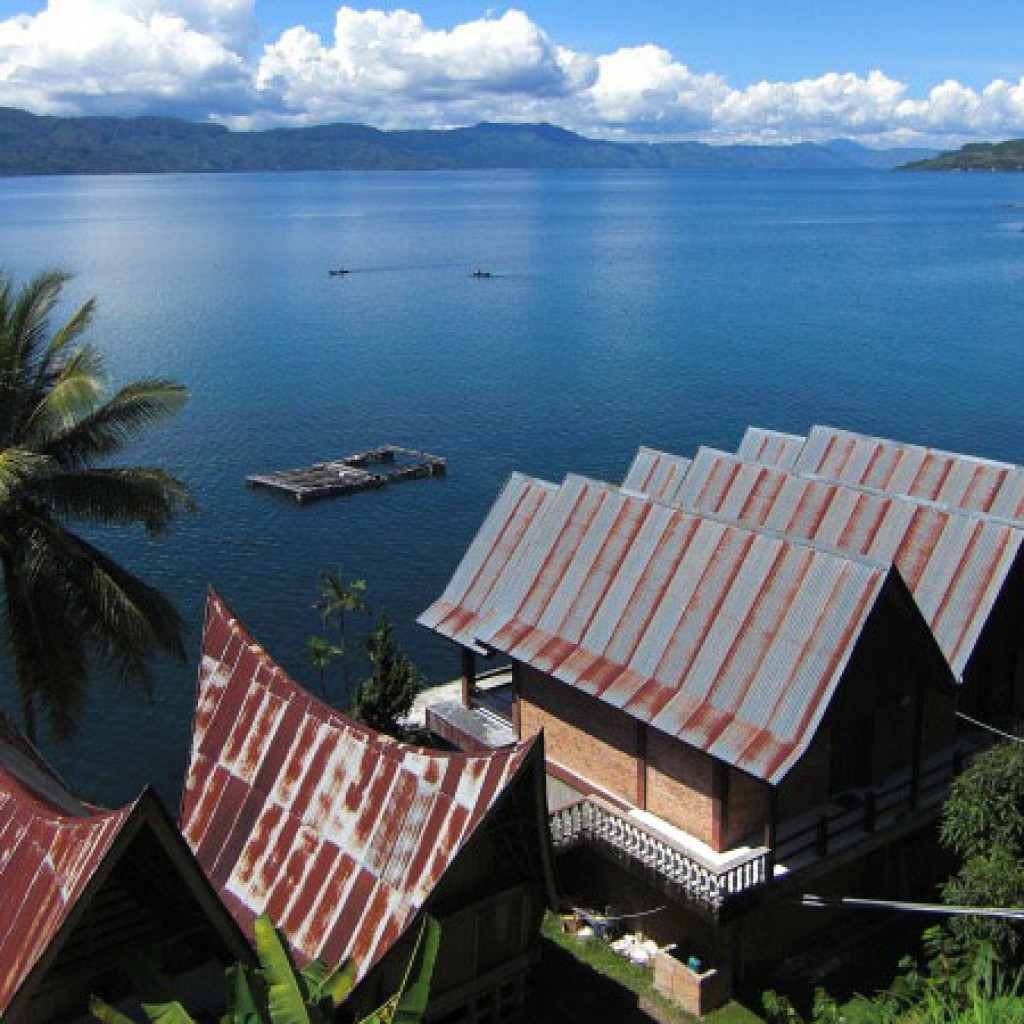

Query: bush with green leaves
left=352, top=615, right=419, bottom=738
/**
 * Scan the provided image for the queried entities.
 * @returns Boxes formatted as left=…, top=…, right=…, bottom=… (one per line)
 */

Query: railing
left=774, top=751, right=961, bottom=866
left=549, top=797, right=769, bottom=911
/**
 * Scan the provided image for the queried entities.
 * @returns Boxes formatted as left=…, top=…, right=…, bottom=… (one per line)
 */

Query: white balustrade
left=548, top=798, right=768, bottom=909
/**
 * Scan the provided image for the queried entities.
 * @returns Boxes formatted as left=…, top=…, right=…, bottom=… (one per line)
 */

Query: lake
left=1, top=168, right=1022, bottom=806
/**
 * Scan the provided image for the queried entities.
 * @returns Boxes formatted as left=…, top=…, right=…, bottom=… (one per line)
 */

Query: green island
left=901, top=139, right=1024, bottom=171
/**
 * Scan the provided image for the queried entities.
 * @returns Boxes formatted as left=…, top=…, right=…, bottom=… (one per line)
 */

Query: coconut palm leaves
left=0, top=268, right=192, bottom=741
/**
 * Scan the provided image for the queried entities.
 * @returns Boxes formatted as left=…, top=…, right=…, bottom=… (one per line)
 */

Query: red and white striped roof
left=432, top=474, right=911, bottom=784
left=629, top=446, right=1024, bottom=677
left=0, top=711, right=134, bottom=1016
left=182, top=591, right=538, bottom=981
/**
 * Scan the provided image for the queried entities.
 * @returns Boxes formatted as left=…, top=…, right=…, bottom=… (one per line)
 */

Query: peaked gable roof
left=621, top=447, right=693, bottom=504
left=629, top=446, right=1024, bottom=677
left=418, top=473, right=558, bottom=652
left=739, top=425, right=1024, bottom=523
left=0, top=712, right=133, bottom=1016
left=427, top=472, right=912, bottom=784
left=0, top=712, right=245, bottom=1020
left=736, top=426, right=805, bottom=470
left=182, top=591, right=541, bottom=982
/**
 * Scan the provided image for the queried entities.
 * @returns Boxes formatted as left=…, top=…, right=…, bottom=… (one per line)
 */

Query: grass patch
left=539, top=912, right=763, bottom=1024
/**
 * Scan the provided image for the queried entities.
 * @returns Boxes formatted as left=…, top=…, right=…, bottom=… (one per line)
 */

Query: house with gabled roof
left=181, top=590, right=557, bottom=1024
left=0, top=708, right=248, bottom=1024
left=623, top=444, right=1024, bottom=718
left=420, top=451, right=973, bottom=988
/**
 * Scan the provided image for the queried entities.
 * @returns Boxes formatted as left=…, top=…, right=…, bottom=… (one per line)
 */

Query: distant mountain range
left=0, top=107, right=938, bottom=176
left=901, top=140, right=1024, bottom=172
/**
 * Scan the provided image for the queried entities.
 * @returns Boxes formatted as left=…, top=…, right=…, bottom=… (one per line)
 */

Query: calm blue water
left=1, top=169, right=1022, bottom=807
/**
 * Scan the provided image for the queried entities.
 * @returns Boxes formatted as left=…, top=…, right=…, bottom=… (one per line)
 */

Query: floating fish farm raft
left=246, top=445, right=446, bottom=503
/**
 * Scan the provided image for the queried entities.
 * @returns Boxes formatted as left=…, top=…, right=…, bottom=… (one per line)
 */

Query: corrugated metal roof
left=0, top=710, right=134, bottom=1016
left=637, top=446, right=1024, bottom=677
left=182, top=591, right=538, bottom=981
left=791, top=426, right=1024, bottom=523
left=417, top=473, right=558, bottom=652
left=736, top=427, right=806, bottom=470
left=622, top=447, right=692, bottom=504
left=461, top=474, right=899, bottom=784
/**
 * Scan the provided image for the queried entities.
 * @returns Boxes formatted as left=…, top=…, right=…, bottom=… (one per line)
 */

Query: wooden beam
left=461, top=648, right=477, bottom=707
left=711, top=761, right=730, bottom=852
left=636, top=722, right=647, bottom=810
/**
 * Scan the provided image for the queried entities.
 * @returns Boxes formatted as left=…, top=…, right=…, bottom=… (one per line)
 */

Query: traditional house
left=420, top=469, right=963, bottom=981
left=623, top=444, right=1024, bottom=717
left=0, top=710, right=248, bottom=1024
left=181, top=590, right=557, bottom=1024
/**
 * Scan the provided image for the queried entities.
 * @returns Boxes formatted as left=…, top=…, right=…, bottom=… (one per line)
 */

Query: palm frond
left=0, top=447, right=53, bottom=504
left=35, top=467, right=195, bottom=535
left=41, top=380, right=188, bottom=466
left=2, top=545, right=88, bottom=741
left=23, top=340, right=105, bottom=442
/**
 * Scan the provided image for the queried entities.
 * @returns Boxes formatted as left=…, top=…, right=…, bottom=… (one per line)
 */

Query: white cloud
left=254, top=7, right=587, bottom=128
left=1, top=2, right=1024, bottom=145
left=0, top=0, right=255, bottom=117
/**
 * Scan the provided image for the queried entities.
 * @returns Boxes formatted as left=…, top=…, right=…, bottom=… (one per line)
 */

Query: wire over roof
left=429, top=473, right=912, bottom=784
left=182, top=591, right=541, bottom=982
left=627, top=446, right=1024, bottom=677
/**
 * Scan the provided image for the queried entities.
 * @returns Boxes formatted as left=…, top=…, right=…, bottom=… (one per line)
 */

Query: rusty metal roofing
left=182, top=591, right=539, bottom=981
left=788, top=426, right=1024, bottom=523
left=636, top=446, right=1024, bottom=677
left=622, top=447, right=692, bottom=504
left=736, top=426, right=806, bottom=470
left=0, top=710, right=134, bottom=1016
left=417, top=472, right=558, bottom=652
left=462, top=474, right=901, bottom=784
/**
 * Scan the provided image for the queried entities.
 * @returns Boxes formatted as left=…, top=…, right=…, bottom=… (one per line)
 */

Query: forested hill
left=0, top=107, right=936, bottom=175
left=902, top=139, right=1024, bottom=171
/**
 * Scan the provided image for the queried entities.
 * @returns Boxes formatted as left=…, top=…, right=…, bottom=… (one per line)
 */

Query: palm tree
left=0, top=268, right=193, bottom=742
left=314, top=568, right=370, bottom=699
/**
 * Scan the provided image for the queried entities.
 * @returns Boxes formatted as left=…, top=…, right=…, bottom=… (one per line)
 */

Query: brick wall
left=519, top=665, right=638, bottom=806
left=645, top=729, right=716, bottom=847
left=725, top=768, right=767, bottom=848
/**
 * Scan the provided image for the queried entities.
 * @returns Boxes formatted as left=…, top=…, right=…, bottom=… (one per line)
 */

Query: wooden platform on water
left=246, top=445, right=445, bottom=504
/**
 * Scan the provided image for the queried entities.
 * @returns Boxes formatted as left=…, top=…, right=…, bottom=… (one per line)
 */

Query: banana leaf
left=121, top=948, right=198, bottom=1024
left=226, top=961, right=268, bottom=1024
left=89, top=996, right=139, bottom=1024
left=392, top=917, right=440, bottom=1024
left=303, top=956, right=358, bottom=1007
left=254, top=914, right=311, bottom=1024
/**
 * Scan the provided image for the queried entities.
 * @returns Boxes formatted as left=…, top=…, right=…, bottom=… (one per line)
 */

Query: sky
left=1, top=1, right=1024, bottom=147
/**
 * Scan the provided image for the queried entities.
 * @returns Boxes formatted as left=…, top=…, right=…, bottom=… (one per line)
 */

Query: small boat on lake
left=328, top=268, right=350, bottom=276
left=472, top=269, right=493, bottom=278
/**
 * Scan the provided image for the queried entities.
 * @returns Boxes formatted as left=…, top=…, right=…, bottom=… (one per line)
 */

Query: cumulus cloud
left=0, top=0, right=255, bottom=117
left=254, top=7, right=590, bottom=128
left=1, top=2, right=1024, bottom=145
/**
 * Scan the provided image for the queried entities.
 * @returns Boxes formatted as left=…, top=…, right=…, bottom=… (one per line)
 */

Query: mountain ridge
left=0, top=107, right=938, bottom=175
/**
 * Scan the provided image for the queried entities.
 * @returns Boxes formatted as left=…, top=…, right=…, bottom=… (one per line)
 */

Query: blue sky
left=2, top=1, right=1023, bottom=146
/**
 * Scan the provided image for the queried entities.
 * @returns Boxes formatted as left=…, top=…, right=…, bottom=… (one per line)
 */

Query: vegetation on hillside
left=0, top=267, right=192, bottom=742
left=0, top=106, right=936, bottom=175
left=902, top=139, right=1024, bottom=171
